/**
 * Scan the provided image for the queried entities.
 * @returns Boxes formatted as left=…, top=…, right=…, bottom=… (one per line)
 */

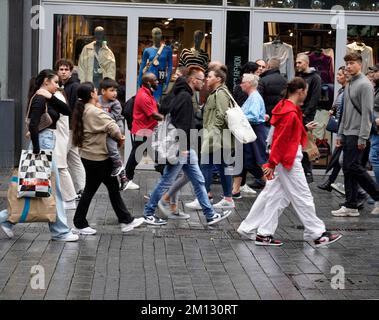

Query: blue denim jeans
left=0, top=129, right=72, bottom=240
left=370, top=134, right=379, bottom=184
left=200, top=153, right=233, bottom=198
left=144, top=149, right=214, bottom=219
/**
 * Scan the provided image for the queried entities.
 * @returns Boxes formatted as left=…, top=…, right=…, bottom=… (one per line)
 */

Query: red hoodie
left=265, top=99, right=308, bottom=170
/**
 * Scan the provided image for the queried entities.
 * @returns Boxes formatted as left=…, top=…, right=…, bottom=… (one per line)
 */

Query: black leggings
left=74, top=158, right=134, bottom=229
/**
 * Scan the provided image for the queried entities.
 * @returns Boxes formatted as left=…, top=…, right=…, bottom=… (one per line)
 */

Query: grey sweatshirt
left=338, top=73, right=374, bottom=145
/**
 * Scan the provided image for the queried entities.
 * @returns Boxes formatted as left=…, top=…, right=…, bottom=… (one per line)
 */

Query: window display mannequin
left=263, top=35, right=295, bottom=80
left=346, top=40, right=374, bottom=74
left=138, top=27, right=173, bottom=101
left=78, top=26, right=116, bottom=89
left=179, top=30, right=209, bottom=71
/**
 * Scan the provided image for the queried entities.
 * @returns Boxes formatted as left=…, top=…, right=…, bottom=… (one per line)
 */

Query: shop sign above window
left=78, top=0, right=223, bottom=5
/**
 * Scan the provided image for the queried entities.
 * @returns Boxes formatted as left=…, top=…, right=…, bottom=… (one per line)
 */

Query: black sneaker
left=120, top=178, right=128, bottom=191
left=232, top=192, right=242, bottom=199
left=255, top=234, right=283, bottom=246
left=144, top=215, right=167, bottom=226
left=111, top=165, right=124, bottom=177
left=317, top=180, right=333, bottom=192
left=75, top=190, right=84, bottom=201
left=206, top=210, right=232, bottom=226
left=314, top=232, right=342, bottom=248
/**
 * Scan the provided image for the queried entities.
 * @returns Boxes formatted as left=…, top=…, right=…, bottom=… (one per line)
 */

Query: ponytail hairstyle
left=28, top=69, right=58, bottom=105
left=72, top=82, right=96, bottom=147
left=279, top=77, right=308, bottom=110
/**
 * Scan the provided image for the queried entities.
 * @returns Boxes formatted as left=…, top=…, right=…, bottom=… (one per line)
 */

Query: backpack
left=123, top=95, right=136, bottom=131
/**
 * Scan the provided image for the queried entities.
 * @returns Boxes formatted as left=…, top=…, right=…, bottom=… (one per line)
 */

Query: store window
left=263, top=22, right=337, bottom=168
left=255, top=0, right=379, bottom=11
left=227, top=0, right=251, bottom=5
left=80, top=0, right=222, bottom=4
left=53, top=15, right=127, bottom=91
left=346, top=25, right=379, bottom=76
left=138, top=17, right=212, bottom=101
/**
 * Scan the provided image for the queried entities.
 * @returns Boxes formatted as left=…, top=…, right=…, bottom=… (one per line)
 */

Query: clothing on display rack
left=263, top=41, right=295, bottom=80
left=308, top=51, right=334, bottom=84
left=346, top=41, right=374, bottom=74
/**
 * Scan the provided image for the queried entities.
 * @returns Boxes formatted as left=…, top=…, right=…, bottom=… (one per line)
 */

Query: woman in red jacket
left=237, top=77, right=342, bottom=248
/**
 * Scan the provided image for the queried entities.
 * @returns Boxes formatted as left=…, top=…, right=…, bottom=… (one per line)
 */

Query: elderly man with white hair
left=232, top=73, right=269, bottom=198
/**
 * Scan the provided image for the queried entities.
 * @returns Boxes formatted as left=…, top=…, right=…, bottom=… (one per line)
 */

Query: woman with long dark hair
left=0, top=69, right=79, bottom=242
left=238, top=77, right=342, bottom=248
left=71, top=82, right=144, bottom=235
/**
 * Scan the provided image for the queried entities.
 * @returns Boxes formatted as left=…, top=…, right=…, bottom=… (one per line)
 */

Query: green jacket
left=201, top=85, right=234, bottom=154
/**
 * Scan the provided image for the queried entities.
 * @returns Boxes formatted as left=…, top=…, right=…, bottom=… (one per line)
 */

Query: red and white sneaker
left=255, top=234, right=283, bottom=246
left=314, top=232, right=342, bottom=248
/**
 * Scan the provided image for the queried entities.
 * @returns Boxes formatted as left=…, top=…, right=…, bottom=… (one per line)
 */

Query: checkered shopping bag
left=17, top=150, right=53, bottom=198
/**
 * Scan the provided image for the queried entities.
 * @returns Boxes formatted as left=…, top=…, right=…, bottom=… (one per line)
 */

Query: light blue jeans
left=0, top=129, right=72, bottom=240
left=144, top=149, right=215, bottom=219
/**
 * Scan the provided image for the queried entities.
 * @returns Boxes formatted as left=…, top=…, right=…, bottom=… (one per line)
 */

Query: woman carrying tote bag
left=0, top=69, right=79, bottom=242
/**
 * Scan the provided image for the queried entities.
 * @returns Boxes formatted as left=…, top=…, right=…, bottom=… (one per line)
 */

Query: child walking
left=237, top=77, right=343, bottom=248
left=98, top=78, right=127, bottom=189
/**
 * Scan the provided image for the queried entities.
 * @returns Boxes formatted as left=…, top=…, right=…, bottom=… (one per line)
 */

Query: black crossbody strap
left=347, top=83, right=361, bottom=115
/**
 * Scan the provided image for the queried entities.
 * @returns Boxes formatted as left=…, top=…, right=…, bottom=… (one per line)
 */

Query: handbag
left=316, top=138, right=331, bottom=159
left=303, top=131, right=320, bottom=161
left=25, top=94, right=53, bottom=138
left=17, top=149, right=53, bottom=198
left=217, top=88, right=257, bottom=144
left=7, top=169, right=56, bottom=224
left=151, top=113, right=180, bottom=165
left=326, top=116, right=339, bottom=133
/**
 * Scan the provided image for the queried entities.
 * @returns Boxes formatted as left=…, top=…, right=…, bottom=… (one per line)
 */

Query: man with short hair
left=331, top=53, right=379, bottom=217
left=144, top=67, right=231, bottom=226
left=258, top=57, right=287, bottom=118
left=56, top=59, right=86, bottom=198
left=123, top=73, right=164, bottom=190
left=296, top=53, right=322, bottom=183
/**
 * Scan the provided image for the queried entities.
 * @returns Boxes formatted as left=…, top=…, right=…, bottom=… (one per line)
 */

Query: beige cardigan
left=80, top=103, right=122, bottom=161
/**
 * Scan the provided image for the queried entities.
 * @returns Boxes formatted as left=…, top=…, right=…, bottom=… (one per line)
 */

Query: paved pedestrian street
left=1, top=168, right=379, bottom=300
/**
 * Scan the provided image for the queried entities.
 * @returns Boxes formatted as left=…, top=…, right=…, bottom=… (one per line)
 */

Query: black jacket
left=297, top=68, right=322, bottom=124
left=257, top=68, right=287, bottom=117
left=233, top=79, right=248, bottom=107
left=169, top=80, right=195, bottom=151
left=62, top=73, right=80, bottom=129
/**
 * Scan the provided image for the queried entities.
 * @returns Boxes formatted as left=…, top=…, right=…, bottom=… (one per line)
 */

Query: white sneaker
left=240, top=184, right=257, bottom=195
left=213, top=198, right=235, bottom=209
left=52, top=233, right=79, bottom=242
left=370, top=203, right=379, bottom=215
left=331, top=183, right=345, bottom=195
left=331, top=206, right=360, bottom=217
left=72, top=226, right=97, bottom=235
left=0, top=223, right=14, bottom=239
left=185, top=199, right=202, bottom=210
left=237, top=227, right=255, bottom=240
left=121, top=217, right=145, bottom=233
left=124, top=180, right=140, bottom=190
left=63, top=200, right=77, bottom=210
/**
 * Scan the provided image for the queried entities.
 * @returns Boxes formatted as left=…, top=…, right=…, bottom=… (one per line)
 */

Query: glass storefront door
left=39, top=3, right=224, bottom=99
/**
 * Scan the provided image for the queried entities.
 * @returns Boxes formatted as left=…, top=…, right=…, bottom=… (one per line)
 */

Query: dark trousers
left=238, top=141, right=264, bottom=186
left=301, top=152, right=313, bottom=175
left=342, top=135, right=379, bottom=208
left=329, top=162, right=341, bottom=183
left=74, top=158, right=134, bottom=229
left=125, top=135, right=148, bottom=181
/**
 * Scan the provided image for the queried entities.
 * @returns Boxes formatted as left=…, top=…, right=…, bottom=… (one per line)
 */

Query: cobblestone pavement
left=1, top=168, right=379, bottom=300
